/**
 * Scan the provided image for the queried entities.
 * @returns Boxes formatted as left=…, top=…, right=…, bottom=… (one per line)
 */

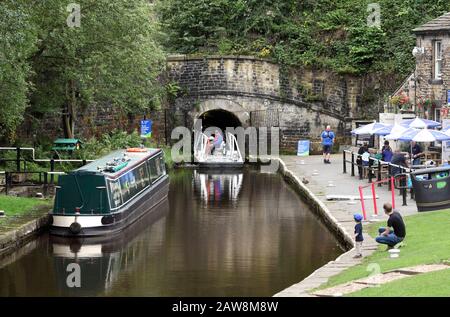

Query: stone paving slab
left=311, top=265, right=450, bottom=296
left=274, top=154, right=419, bottom=297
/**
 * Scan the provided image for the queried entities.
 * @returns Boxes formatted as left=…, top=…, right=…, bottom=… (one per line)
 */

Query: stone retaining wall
left=276, top=158, right=354, bottom=249
left=0, top=214, right=50, bottom=259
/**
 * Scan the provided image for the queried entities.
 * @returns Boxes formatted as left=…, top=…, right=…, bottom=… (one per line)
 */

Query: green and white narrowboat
left=49, top=148, right=169, bottom=237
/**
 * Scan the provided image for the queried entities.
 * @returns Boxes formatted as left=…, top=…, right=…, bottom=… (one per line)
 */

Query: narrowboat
left=49, top=148, right=169, bottom=237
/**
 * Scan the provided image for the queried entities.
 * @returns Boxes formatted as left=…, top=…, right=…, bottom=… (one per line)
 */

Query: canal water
left=0, top=168, right=343, bottom=296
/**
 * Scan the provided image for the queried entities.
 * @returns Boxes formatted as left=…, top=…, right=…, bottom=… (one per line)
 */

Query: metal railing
left=0, top=146, right=92, bottom=197
left=193, top=132, right=244, bottom=163
left=343, top=150, right=414, bottom=206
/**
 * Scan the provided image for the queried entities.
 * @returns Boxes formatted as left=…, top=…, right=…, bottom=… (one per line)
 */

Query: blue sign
left=447, top=90, right=450, bottom=106
left=297, top=140, right=310, bottom=157
left=140, top=120, right=152, bottom=138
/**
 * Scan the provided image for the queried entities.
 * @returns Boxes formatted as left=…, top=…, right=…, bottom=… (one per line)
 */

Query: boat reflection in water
left=50, top=199, right=169, bottom=296
left=193, top=170, right=243, bottom=206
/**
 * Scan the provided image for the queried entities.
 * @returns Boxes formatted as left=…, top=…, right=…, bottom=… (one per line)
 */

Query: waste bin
left=411, top=166, right=450, bottom=212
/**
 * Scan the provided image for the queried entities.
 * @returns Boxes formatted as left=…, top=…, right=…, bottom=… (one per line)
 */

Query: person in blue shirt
left=353, top=213, right=364, bottom=258
left=321, top=125, right=335, bottom=164
left=211, top=130, right=224, bottom=155
left=381, top=140, right=393, bottom=162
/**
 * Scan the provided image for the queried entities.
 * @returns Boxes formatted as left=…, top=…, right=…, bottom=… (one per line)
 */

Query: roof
left=73, top=148, right=161, bottom=177
left=413, top=12, right=450, bottom=34
left=53, top=138, right=82, bottom=144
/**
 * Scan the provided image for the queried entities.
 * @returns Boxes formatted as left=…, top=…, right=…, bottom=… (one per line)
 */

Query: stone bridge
left=166, top=55, right=361, bottom=151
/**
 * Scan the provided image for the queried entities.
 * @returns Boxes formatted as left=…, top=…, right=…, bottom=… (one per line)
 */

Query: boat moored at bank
left=49, top=148, right=169, bottom=237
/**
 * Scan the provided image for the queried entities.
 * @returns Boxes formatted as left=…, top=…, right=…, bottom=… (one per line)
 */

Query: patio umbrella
left=374, top=123, right=407, bottom=136
left=401, top=117, right=441, bottom=129
left=351, top=122, right=390, bottom=135
left=384, top=127, right=416, bottom=140
left=397, top=128, right=450, bottom=142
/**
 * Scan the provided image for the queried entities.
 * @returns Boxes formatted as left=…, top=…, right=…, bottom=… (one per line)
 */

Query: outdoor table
left=424, top=151, right=440, bottom=162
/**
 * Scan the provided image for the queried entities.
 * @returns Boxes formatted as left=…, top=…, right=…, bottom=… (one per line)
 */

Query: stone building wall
left=415, top=33, right=450, bottom=113
left=18, top=55, right=379, bottom=153
left=167, top=55, right=367, bottom=152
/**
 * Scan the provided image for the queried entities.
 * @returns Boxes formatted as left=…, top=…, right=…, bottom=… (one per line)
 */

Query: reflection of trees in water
left=0, top=170, right=343, bottom=296
left=0, top=202, right=170, bottom=296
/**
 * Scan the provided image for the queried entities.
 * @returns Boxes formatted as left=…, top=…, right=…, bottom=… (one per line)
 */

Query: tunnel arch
left=198, top=109, right=242, bottom=132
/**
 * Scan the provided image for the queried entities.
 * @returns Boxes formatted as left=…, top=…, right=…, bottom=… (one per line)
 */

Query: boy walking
left=353, top=213, right=364, bottom=258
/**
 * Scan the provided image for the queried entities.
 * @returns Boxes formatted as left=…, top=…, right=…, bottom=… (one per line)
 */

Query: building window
left=434, top=40, right=443, bottom=80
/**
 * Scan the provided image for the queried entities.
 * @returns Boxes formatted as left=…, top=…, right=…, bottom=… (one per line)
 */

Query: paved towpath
left=274, top=154, right=418, bottom=297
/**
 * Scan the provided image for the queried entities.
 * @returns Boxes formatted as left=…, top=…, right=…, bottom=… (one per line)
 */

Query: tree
left=29, top=0, right=165, bottom=138
left=0, top=1, right=37, bottom=140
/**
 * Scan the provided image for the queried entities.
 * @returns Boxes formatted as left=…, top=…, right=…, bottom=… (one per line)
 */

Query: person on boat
left=212, top=130, right=224, bottom=155
left=375, top=203, right=406, bottom=249
left=381, top=140, right=393, bottom=162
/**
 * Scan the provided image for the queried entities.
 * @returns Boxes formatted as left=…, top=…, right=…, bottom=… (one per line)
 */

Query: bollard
left=371, top=183, right=378, bottom=215
left=358, top=186, right=367, bottom=220
left=402, top=175, right=407, bottom=206
left=377, top=161, right=382, bottom=187
left=343, top=151, right=347, bottom=174
left=351, top=153, right=355, bottom=177
left=390, top=176, right=396, bottom=209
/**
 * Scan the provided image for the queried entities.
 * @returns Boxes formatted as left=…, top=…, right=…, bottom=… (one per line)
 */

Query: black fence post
left=82, top=159, right=87, bottom=166
left=377, top=160, right=382, bottom=187
left=50, top=159, right=55, bottom=185
left=164, top=109, right=168, bottom=146
left=388, top=163, right=392, bottom=192
left=5, top=172, right=9, bottom=195
left=401, top=170, right=407, bottom=206
left=44, top=172, right=48, bottom=197
left=343, top=151, right=347, bottom=174
left=16, top=147, right=21, bottom=172
left=351, top=152, right=355, bottom=177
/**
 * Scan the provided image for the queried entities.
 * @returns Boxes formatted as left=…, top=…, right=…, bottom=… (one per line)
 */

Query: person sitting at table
left=357, top=142, right=369, bottom=179
left=390, top=149, right=408, bottom=176
left=411, top=141, right=424, bottom=166
left=381, top=140, right=393, bottom=162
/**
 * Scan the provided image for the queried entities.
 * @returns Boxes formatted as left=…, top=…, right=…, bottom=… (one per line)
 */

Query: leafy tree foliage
left=0, top=0, right=164, bottom=141
left=157, top=0, right=450, bottom=78
left=0, top=1, right=37, bottom=140
left=29, top=0, right=165, bottom=138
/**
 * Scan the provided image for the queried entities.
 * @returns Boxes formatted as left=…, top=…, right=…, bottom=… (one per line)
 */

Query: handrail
left=0, top=147, right=94, bottom=163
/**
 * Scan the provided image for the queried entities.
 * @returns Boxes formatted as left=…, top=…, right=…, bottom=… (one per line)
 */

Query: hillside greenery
left=156, top=0, right=450, bottom=77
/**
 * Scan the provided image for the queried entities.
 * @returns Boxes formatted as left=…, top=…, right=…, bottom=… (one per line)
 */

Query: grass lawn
left=347, top=268, right=450, bottom=297
left=0, top=195, right=51, bottom=225
left=316, top=210, right=450, bottom=291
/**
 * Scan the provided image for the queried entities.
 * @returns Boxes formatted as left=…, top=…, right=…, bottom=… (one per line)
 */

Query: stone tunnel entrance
left=198, top=109, right=242, bottom=132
